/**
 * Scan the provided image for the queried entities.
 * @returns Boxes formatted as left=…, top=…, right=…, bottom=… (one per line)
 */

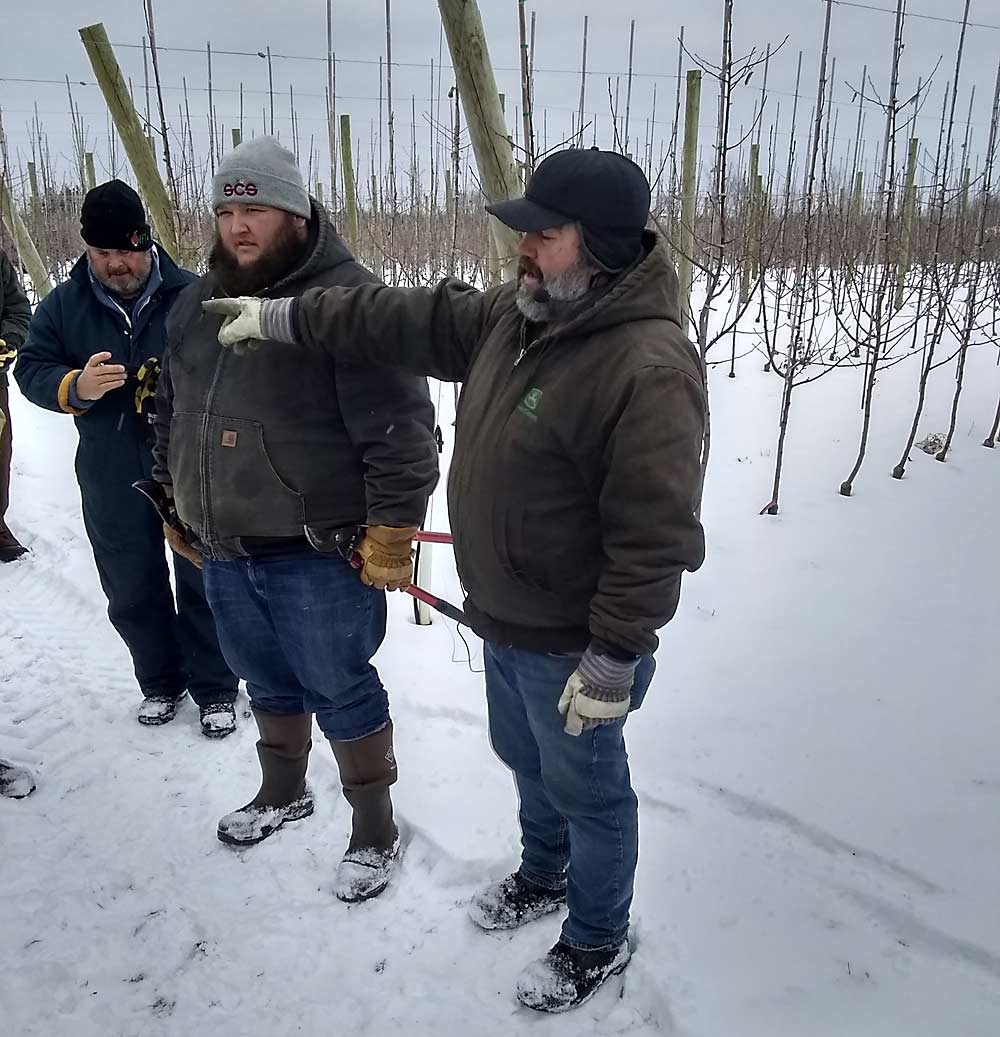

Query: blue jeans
left=202, top=551, right=389, bottom=741
left=484, top=643, right=655, bottom=951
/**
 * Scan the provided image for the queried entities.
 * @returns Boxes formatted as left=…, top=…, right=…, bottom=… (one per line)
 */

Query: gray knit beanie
left=212, top=136, right=310, bottom=218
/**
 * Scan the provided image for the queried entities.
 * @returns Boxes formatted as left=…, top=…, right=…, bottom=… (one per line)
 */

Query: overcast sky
left=3, top=1, right=999, bottom=198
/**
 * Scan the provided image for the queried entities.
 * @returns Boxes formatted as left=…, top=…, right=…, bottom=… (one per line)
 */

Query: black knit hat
left=486, top=147, right=650, bottom=271
left=80, top=180, right=153, bottom=251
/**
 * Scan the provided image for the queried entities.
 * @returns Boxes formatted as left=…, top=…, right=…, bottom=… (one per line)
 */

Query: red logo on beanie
left=223, top=181, right=258, bottom=198
left=130, top=231, right=140, bottom=247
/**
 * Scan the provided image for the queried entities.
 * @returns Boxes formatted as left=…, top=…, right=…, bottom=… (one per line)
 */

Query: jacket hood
left=204, top=199, right=355, bottom=298
left=271, top=199, right=355, bottom=291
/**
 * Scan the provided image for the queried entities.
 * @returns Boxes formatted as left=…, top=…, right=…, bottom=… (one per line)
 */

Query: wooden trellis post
left=78, top=22, right=180, bottom=259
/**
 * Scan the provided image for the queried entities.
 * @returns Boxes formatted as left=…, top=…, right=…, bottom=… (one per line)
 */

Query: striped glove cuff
left=557, top=646, right=639, bottom=735
left=576, top=645, right=638, bottom=695
left=260, top=297, right=298, bottom=344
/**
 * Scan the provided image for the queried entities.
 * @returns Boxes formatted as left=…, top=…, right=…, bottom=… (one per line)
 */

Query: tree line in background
left=2, top=0, right=999, bottom=512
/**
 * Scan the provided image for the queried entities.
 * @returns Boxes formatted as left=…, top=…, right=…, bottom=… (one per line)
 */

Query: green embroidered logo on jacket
left=517, top=387, right=544, bottom=421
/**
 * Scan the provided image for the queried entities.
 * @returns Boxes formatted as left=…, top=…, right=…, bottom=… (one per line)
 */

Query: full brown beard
left=210, top=222, right=309, bottom=296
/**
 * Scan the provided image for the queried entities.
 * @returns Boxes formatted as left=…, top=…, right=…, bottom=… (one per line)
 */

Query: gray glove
left=202, top=297, right=296, bottom=352
left=557, top=645, right=638, bottom=736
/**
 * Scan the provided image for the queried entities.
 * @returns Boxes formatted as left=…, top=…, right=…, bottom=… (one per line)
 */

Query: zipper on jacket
left=198, top=328, right=230, bottom=551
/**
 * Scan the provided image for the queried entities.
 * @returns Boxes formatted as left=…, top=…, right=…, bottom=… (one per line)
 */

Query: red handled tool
left=413, top=530, right=453, bottom=545
left=402, top=582, right=467, bottom=624
left=351, top=532, right=466, bottom=625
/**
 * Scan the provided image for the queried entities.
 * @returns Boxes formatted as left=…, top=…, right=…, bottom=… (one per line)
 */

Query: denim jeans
left=484, top=643, right=655, bottom=951
left=202, top=550, right=389, bottom=741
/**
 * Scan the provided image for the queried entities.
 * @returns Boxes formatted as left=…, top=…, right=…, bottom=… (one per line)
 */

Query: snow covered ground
left=1, top=341, right=999, bottom=1036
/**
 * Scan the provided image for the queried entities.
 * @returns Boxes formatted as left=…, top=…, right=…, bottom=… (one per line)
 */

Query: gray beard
left=515, top=254, right=601, bottom=324
left=92, top=268, right=149, bottom=300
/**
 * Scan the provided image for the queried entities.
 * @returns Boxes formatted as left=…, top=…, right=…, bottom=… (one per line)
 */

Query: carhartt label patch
left=221, top=430, right=238, bottom=448
left=517, top=387, right=544, bottom=421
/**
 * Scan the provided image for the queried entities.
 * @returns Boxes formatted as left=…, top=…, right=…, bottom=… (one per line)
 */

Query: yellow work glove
left=357, top=525, right=417, bottom=591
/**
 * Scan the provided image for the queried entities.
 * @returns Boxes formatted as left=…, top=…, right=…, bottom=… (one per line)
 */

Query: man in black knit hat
left=15, top=180, right=238, bottom=736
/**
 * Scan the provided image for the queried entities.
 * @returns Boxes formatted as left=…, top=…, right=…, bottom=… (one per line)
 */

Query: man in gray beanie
left=152, top=137, right=438, bottom=903
left=213, top=136, right=312, bottom=218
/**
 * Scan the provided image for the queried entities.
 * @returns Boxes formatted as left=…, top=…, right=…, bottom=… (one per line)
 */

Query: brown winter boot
left=217, top=709, right=314, bottom=846
left=329, top=722, right=400, bottom=902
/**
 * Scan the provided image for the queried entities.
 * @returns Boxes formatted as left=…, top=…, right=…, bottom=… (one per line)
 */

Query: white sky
left=2, top=1, right=998, bottom=196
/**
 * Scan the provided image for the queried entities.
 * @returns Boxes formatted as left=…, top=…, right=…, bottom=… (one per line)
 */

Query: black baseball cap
left=486, top=147, right=651, bottom=269
left=81, top=179, right=153, bottom=252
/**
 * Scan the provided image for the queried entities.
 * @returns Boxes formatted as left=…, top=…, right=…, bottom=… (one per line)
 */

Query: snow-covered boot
left=199, top=701, right=237, bottom=739
left=515, top=939, right=631, bottom=1013
left=468, top=871, right=567, bottom=931
left=0, top=759, right=36, bottom=798
left=137, top=693, right=186, bottom=726
left=330, top=723, right=399, bottom=902
left=217, top=709, right=314, bottom=846
left=0, top=527, right=28, bottom=563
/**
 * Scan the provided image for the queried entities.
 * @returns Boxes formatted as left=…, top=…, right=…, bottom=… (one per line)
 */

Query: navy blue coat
left=14, top=250, right=194, bottom=542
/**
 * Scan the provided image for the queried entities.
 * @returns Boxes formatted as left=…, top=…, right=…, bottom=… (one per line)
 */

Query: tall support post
left=894, top=137, right=919, bottom=311
left=678, top=69, right=702, bottom=334
left=0, top=173, right=53, bottom=299
left=78, top=22, right=179, bottom=258
left=437, top=0, right=522, bottom=276
left=340, top=113, right=359, bottom=253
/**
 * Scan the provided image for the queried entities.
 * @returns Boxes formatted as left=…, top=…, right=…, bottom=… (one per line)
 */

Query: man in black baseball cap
left=15, top=181, right=239, bottom=737
left=487, top=146, right=651, bottom=272
left=204, top=146, right=706, bottom=1011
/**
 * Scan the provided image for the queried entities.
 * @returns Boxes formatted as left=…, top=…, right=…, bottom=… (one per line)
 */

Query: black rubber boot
left=329, top=723, right=399, bottom=902
left=217, top=709, right=314, bottom=846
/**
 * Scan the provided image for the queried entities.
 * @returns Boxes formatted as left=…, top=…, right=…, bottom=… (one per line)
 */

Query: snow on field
left=1, top=339, right=998, bottom=1036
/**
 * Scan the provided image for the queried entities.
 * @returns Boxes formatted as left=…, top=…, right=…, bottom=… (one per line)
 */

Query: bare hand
left=76, top=352, right=126, bottom=401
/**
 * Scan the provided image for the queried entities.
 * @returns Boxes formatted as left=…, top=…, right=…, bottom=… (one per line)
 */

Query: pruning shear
left=349, top=530, right=467, bottom=624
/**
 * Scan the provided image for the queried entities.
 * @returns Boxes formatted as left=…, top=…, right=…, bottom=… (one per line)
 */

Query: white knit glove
left=558, top=646, right=638, bottom=736
left=203, top=296, right=298, bottom=353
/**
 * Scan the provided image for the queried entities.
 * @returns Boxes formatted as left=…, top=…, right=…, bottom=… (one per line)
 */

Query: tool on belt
left=134, top=357, right=162, bottom=418
left=309, top=524, right=466, bottom=624
left=132, top=486, right=468, bottom=625
left=132, top=479, right=189, bottom=535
